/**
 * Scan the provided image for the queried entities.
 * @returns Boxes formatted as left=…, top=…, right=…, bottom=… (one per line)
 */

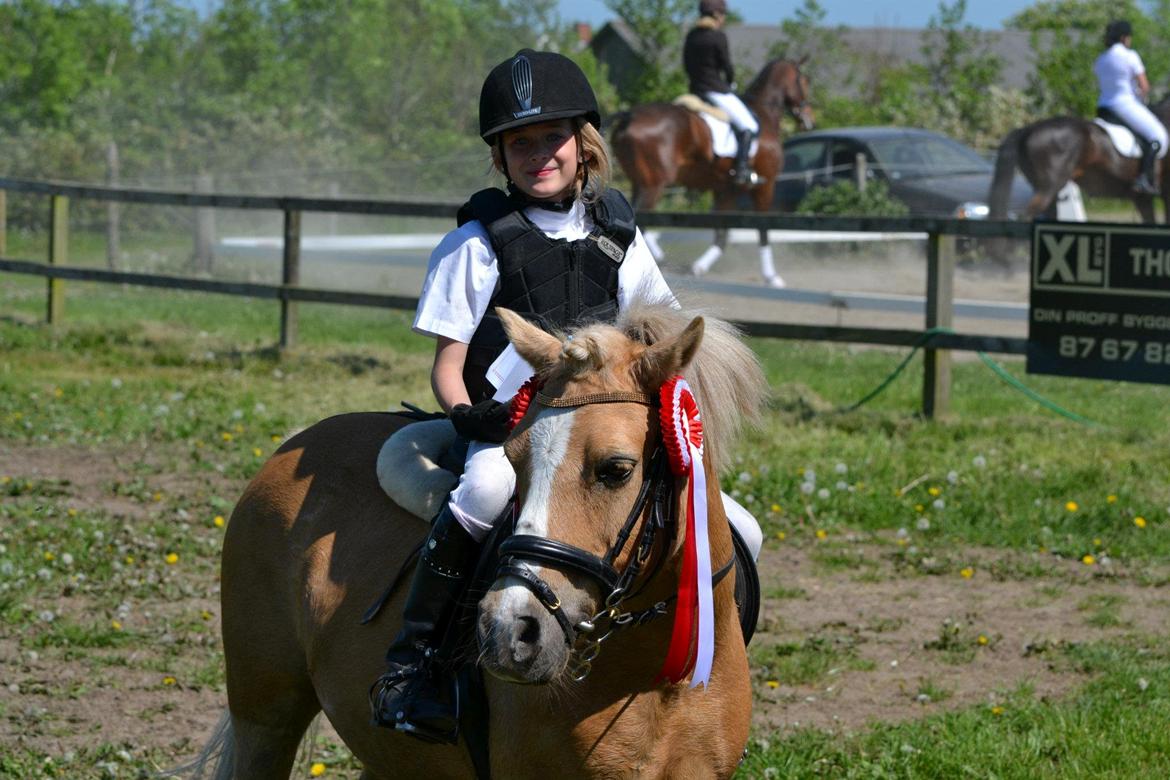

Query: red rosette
left=658, top=375, right=703, bottom=477
left=508, top=375, right=545, bottom=430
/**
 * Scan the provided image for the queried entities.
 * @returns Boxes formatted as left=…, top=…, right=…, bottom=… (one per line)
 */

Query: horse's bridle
left=495, top=389, right=731, bottom=681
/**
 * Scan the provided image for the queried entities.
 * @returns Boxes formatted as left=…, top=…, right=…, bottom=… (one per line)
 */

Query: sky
left=558, top=0, right=1033, bottom=30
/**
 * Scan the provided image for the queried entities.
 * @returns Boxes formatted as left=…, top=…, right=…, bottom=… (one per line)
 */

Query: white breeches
left=448, top=441, right=516, bottom=542
left=449, top=439, right=765, bottom=561
left=703, top=92, right=759, bottom=134
left=1102, top=96, right=1169, bottom=148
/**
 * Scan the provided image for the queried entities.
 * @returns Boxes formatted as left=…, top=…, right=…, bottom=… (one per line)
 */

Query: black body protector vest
left=457, top=187, right=636, bottom=403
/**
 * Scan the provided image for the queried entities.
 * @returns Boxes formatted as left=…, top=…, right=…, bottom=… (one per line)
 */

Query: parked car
left=772, top=126, right=1033, bottom=218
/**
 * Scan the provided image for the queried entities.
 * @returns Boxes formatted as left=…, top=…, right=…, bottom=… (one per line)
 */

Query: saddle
left=371, top=412, right=761, bottom=779
left=671, top=94, right=758, bottom=160
left=1093, top=107, right=1167, bottom=160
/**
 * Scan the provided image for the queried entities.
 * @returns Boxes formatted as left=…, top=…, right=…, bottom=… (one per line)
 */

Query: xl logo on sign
left=1036, top=231, right=1106, bottom=287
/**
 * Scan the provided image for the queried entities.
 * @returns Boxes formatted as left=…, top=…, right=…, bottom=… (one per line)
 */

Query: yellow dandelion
left=960, top=567, right=974, bottom=579
left=310, top=763, right=326, bottom=777
left=67, top=508, right=77, bottom=517
left=928, top=486, right=941, bottom=497
left=270, top=434, right=282, bottom=443
left=977, top=635, right=989, bottom=646
left=1107, top=494, right=1118, bottom=504
left=991, top=705, right=1004, bottom=716
left=214, top=515, right=225, bottom=528
left=897, top=537, right=909, bottom=547
left=162, top=676, right=177, bottom=686
left=252, top=447, right=263, bottom=457
left=53, top=387, right=63, bottom=398
left=220, top=432, right=233, bottom=442
left=1038, top=546, right=1047, bottom=554
left=914, top=504, right=924, bottom=513
left=765, top=680, right=779, bottom=689
left=233, top=424, right=245, bottom=434
left=201, top=610, right=212, bottom=621
left=124, top=555, right=135, bottom=565
left=0, top=476, right=10, bottom=484
left=1082, top=554, right=1096, bottom=566
left=43, top=551, right=56, bottom=562
left=771, top=504, right=781, bottom=513
left=775, top=531, right=786, bottom=541
left=165, top=553, right=179, bottom=565
left=815, top=529, right=828, bottom=540
left=111, top=620, right=122, bottom=631
left=153, top=492, right=163, bottom=502
left=1066, top=501, right=1079, bottom=512
left=1134, top=516, right=1147, bottom=529
left=894, top=489, right=903, bottom=498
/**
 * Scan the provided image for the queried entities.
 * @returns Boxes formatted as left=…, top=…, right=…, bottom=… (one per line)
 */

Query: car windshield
left=867, top=135, right=990, bottom=178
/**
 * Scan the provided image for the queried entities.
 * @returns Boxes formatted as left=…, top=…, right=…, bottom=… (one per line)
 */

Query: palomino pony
left=192, top=301, right=766, bottom=778
left=611, top=58, right=814, bottom=288
left=989, top=97, right=1170, bottom=222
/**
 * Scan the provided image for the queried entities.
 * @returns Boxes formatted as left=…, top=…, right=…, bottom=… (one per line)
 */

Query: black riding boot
left=1134, top=139, right=1161, bottom=195
left=370, top=505, right=479, bottom=743
left=731, top=128, right=757, bottom=185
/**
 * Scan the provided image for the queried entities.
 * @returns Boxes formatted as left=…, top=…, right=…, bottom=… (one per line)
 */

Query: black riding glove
left=449, top=399, right=511, bottom=444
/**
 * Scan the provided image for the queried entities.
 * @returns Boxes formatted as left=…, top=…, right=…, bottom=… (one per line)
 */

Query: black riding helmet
left=478, top=49, right=601, bottom=143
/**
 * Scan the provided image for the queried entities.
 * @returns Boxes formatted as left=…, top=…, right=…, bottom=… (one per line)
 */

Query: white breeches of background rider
left=449, top=441, right=764, bottom=560
left=703, top=91, right=759, bottom=134
left=1102, top=96, right=1169, bottom=148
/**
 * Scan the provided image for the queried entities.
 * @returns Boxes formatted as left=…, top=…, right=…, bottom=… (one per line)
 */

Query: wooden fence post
left=106, top=140, right=121, bottom=270
left=922, top=231, right=955, bottom=419
left=280, top=209, right=302, bottom=350
left=0, top=189, right=7, bottom=257
left=193, top=173, right=215, bottom=274
left=48, top=195, right=69, bottom=326
left=854, top=153, right=868, bottom=193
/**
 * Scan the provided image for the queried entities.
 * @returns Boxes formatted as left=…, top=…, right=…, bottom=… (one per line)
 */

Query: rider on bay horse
left=683, top=0, right=758, bottom=185
left=1094, top=19, right=1167, bottom=195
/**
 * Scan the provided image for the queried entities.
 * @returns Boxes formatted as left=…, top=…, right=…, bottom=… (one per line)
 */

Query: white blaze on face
left=501, top=406, right=576, bottom=611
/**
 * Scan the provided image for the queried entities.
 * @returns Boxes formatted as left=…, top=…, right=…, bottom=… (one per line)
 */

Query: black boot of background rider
left=731, top=128, right=756, bottom=185
left=1134, top=139, right=1161, bottom=195
left=370, top=504, right=479, bottom=742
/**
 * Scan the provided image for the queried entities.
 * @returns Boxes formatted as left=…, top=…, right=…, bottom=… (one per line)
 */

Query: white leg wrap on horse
left=759, top=244, right=777, bottom=279
left=692, top=245, right=723, bottom=276
left=721, top=492, right=762, bottom=561
left=643, top=230, right=666, bottom=263
left=447, top=441, right=516, bottom=542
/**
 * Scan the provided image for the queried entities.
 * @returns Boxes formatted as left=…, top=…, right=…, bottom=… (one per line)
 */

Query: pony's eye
left=595, top=457, right=636, bottom=488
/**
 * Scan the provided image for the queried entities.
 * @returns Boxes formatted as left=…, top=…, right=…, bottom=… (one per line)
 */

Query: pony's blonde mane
left=551, top=298, right=767, bottom=474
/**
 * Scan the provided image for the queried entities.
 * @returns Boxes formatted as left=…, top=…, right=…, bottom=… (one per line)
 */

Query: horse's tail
left=989, top=127, right=1023, bottom=220
left=160, top=710, right=236, bottom=778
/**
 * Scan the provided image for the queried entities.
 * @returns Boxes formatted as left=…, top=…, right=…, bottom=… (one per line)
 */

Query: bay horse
left=610, top=58, right=814, bottom=288
left=988, top=97, right=1170, bottom=222
left=188, top=300, right=766, bottom=778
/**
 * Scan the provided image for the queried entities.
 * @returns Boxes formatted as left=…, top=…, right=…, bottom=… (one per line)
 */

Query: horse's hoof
left=691, top=261, right=708, bottom=277
left=765, top=275, right=786, bottom=289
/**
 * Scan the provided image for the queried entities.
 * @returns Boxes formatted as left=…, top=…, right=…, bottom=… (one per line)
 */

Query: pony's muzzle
left=477, top=580, right=574, bottom=684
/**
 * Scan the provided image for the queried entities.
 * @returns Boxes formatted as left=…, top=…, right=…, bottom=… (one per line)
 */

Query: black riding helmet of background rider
left=1105, top=19, right=1133, bottom=46
left=698, top=0, right=728, bottom=16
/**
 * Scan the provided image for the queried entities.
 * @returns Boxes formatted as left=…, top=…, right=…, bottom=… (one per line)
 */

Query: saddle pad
left=673, top=94, right=759, bottom=160
left=1092, top=118, right=1167, bottom=159
left=376, top=418, right=459, bottom=521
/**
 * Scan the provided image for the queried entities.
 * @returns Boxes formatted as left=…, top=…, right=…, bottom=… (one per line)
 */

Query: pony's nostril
left=517, top=615, right=540, bottom=645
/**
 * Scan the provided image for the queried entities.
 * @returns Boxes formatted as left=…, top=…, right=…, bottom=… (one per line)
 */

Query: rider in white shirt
left=1094, top=19, right=1167, bottom=195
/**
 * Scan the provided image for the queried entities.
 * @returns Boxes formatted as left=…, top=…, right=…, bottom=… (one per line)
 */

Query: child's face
left=498, top=119, right=585, bottom=201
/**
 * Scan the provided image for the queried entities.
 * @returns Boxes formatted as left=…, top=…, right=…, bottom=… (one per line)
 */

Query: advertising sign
left=1029, top=222, right=1170, bottom=385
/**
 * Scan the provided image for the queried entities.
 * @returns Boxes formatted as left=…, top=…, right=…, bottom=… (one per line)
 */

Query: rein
left=495, top=387, right=733, bottom=682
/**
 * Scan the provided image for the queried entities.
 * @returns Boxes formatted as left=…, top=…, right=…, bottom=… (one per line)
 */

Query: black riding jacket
left=456, top=188, right=636, bottom=403
left=684, top=25, right=734, bottom=94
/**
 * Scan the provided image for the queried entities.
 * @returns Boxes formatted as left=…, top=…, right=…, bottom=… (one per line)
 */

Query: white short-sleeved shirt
left=1095, top=43, right=1146, bottom=106
left=412, top=197, right=675, bottom=398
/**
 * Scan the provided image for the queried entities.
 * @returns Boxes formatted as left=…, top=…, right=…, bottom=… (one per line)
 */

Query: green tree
left=1009, top=0, right=1146, bottom=116
left=604, top=0, right=690, bottom=104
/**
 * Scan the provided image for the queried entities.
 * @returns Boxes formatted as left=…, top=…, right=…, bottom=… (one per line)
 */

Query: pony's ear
left=498, top=308, right=561, bottom=371
left=637, top=316, right=704, bottom=387
left=797, top=54, right=809, bottom=66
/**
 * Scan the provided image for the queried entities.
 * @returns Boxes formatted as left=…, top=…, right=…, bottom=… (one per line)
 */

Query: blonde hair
left=490, top=117, right=612, bottom=202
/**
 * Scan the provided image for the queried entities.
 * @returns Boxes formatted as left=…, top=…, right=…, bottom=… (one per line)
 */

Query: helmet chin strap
left=493, top=129, right=588, bottom=213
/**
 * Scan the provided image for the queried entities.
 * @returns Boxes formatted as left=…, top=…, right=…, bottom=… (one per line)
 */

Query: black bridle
left=494, top=390, right=732, bottom=681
